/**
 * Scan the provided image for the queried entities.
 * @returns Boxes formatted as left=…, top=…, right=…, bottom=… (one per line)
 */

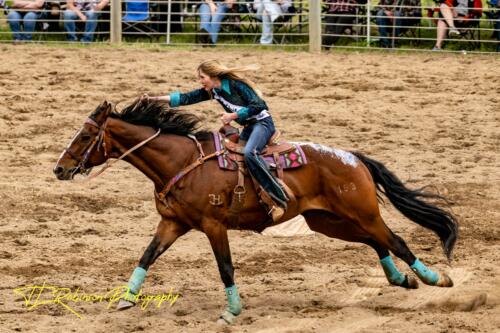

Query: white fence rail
left=0, top=0, right=498, bottom=53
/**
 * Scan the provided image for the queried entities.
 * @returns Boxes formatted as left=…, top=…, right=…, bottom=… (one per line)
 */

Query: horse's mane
left=109, top=99, right=211, bottom=140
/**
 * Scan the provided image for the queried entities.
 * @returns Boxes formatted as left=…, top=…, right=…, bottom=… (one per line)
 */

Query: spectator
left=198, top=0, right=234, bottom=45
left=46, top=1, right=61, bottom=32
left=375, top=0, right=421, bottom=48
left=63, top=0, right=109, bottom=43
left=253, top=0, right=291, bottom=45
left=431, top=0, right=462, bottom=50
left=6, top=0, right=46, bottom=43
left=490, top=0, right=500, bottom=51
left=323, top=0, right=365, bottom=49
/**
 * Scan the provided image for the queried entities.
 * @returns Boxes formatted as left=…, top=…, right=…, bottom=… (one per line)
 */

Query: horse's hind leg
left=117, top=218, right=191, bottom=310
left=363, top=239, right=418, bottom=289
left=302, top=210, right=417, bottom=289
left=360, top=215, right=453, bottom=287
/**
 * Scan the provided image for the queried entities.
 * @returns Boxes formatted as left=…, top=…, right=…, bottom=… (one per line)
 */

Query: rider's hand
left=220, top=113, right=238, bottom=125
left=140, top=93, right=150, bottom=101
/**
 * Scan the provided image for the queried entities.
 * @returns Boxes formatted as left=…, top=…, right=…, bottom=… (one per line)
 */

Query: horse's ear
left=102, top=100, right=113, bottom=114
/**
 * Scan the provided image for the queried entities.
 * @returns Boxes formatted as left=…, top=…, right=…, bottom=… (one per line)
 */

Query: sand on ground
left=0, top=45, right=499, bottom=332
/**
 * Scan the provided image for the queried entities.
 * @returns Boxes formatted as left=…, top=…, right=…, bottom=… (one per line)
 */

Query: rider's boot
left=258, top=187, right=287, bottom=222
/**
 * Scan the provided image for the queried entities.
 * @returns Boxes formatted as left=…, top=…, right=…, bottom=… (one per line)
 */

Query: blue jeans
left=64, top=9, right=99, bottom=42
left=199, top=3, right=228, bottom=44
left=240, top=117, right=287, bottom=205
left=7, top=10, right=42, bottom=41
left=376, top=10, right=420, bottom=47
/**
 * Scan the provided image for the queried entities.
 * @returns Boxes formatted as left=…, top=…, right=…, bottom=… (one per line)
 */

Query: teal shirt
left=169, top=78, right=270, bottom=126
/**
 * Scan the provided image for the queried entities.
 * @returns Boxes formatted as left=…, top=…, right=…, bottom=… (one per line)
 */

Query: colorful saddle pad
left=212, top=132, right=307, bottom=171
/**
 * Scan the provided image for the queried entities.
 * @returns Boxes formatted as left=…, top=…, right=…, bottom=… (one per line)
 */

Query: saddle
left=157, top=125, right=308, bottom=225
left=213, top=126, right=307, bottom=224
left=214, top=126, right=307, bottom=178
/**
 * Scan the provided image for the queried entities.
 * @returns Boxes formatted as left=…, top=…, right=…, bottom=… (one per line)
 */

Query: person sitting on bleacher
left=5, top=0, right=46, bottom=43
left=375, top=0, right=421, bottom=48
left=63, top=0, right=109, bottom=43
left=198, top=0, right=234, bottom=45
left=431, top=0, right=466, bottom=50
left=322, top=0, right=365, bottom=49
left=253, top=0, right=291, bottom=45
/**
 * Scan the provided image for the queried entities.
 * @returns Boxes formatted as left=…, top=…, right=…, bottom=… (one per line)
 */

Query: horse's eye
left=81, top=134, right=92, bottom=142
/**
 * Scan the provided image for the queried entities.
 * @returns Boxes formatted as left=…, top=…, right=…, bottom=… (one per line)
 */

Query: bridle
left=61, top=116, right=161, bottom=181
left=61, top=117, right=109, bottom=178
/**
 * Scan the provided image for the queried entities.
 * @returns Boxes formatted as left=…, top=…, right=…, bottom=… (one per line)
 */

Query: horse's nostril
left=54, top=166, right=63, bottom=176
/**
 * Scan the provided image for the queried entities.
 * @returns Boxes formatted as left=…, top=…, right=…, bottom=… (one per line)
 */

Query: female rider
left=144, top=60, right=288, bottom=221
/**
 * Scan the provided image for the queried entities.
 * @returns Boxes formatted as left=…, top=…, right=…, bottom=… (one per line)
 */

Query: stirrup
left=256, top=186, right=286, bottom=221
left=269, top=205, right=285, bottom=222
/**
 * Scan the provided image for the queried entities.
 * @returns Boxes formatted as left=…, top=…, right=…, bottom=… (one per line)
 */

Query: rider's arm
left=147, top=89, right=211, bottom=107
left=148, top=95, right=171, bottom=103
left=169, top=89, right=211, bottom=107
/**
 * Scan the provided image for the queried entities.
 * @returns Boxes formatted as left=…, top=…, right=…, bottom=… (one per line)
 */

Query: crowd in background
left=1, top=0, right=499, bottom=51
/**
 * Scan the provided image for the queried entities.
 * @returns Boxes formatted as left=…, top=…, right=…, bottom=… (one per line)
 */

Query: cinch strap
left=157, top=142, right=224, bottom=202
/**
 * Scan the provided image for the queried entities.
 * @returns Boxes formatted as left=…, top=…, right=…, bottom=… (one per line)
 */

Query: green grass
left=0, top=8, right=497, bottom=53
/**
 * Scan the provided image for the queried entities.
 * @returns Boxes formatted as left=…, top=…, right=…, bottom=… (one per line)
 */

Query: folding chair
left=122, top=0, right=158, bottom=38
left=238, top=1, right=261, bottom=35
left=426, top=0, right=483, bottom=49
left=322, top=2, right=368, bottom=45
left=273, top=5, right=300, bottom=44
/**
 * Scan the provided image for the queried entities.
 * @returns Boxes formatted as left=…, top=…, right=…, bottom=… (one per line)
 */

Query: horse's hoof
left=117, top=299, right=136, bottom=310
left=217, top=310, right=237, bottom=325
left=436, top=273, right=454, bottom=287
left=402, top=274, right=419, bottom=289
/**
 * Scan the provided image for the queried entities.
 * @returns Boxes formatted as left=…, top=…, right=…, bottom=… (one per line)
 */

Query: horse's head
left=54, top=100, right=114, bottom=180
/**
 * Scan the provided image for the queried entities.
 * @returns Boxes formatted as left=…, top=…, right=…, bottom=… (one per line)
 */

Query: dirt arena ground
left=0, top=45, right=499, bottom=332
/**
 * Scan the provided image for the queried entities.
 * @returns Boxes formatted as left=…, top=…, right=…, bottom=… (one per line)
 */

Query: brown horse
left=54, top=100, right=457, bottom=324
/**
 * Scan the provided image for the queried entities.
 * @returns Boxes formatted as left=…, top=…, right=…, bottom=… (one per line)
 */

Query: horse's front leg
left=204, top=221, right=242, bottom=325
left=117, top=218, right=190, bottom=310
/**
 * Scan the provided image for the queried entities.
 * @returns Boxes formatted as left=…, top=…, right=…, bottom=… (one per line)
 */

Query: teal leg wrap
left=380, top=256, right=405, bottom=285
left=410, top=259, right=439, bottom=285
left=225, top=285, right=242, bottom=315
left=127, top=267, right=147, bottom=295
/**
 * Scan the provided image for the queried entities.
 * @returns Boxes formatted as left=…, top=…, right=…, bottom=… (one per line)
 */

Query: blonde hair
left=197, top=60, right=263, bottom=98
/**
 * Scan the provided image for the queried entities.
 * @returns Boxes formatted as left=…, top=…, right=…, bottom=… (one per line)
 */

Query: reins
left=85, top=128, right=162, bottom=182
left=155, top=134, right=224, bottom=205
left=75, top=115, right=223, bottom=206
left=76, top=118, right=161, bottom=183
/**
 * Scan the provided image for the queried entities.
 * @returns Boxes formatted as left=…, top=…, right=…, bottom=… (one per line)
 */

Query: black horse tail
left=353, top=151, right=458, bottom=261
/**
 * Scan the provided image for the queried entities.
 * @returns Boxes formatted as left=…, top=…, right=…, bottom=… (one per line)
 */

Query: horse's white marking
left=338, top=182, right=358, bottom=194
left=56, top=126, right=84, bottom=165
left=293, top=142, right=358, bottom=167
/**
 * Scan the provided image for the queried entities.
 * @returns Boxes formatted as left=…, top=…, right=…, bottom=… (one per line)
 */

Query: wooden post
left=166, top=0, right=172, bottom=44
left=309, top=0, right=322, bottom=52
left=366, top=0, right=371, bottom=47
left=111, top=0, right=122, bottom=44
